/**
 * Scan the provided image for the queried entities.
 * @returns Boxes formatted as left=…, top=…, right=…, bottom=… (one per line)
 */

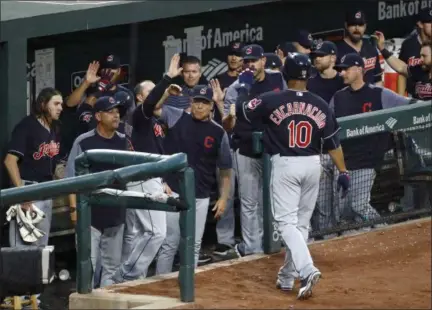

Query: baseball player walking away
left=66, top=96, right=134, bottom=288
left=224, top=44, right=286, bottom=257
left=151, top=84, right=233, bottom=274
left=331, top=53, right=411, bottom=229
left=375, top=31, right=432, bottom=101
left=336, top=9, right=383, bottom=86
left=110, top=55, right=182, bottom=284
left=242, top=53, right=350, bottom=300
left=4, top=87, right=63, bottom=248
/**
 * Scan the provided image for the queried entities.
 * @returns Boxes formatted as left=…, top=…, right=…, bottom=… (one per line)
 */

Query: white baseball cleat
left=297, top=270, right=321, bottom=300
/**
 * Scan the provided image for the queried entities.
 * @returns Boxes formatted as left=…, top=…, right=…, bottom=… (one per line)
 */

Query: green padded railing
left=253, top=101, right=432, bottom=254
left=0, top=151, right=197, bottom=303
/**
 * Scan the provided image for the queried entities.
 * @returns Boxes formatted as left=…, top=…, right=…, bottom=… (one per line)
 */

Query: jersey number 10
left=288, top=120, right=313, bottom=148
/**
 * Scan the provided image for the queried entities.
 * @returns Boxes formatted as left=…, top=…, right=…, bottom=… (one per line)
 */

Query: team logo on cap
left=245, top=47, right=253, bottom=55
left=355, top=11, right=362, bottom=18
left=200, top=87, right=207, bottom=95
left=316, top=42, right=323, bottom=50
left=301, top=70, right=307, bottom=78
left=107, top=55, right=114, bottom=62
left=341, top=55, right=346, bottom=63
left=233, top=42, right=240, bottom=49
left=109, top=97, right=115, bottom=103
left=308, top=34, right=313, bottom=41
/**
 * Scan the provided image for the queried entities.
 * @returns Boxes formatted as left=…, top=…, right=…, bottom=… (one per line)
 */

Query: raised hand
left=85, top=61, right=101, bottom=84
left=210, top=79, right=224, bottom=103
left=167, top=54, right=183, bottom=78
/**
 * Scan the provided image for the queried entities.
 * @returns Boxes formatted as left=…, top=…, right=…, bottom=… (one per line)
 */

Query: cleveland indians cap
left=191, top=85, right=213, bottom=103
left=276, top=41, right=297, bottom=56
left=345, top=9, right=367, bottom=25
left=242, top=44, right=265, bottom=60
left=94, top=96, right=121, bottom=112
left=310, top=41, right=338, bottom=57
left=293, top=29, right=313, bottom=49
left=101, top=54, right=121, bottom=69
left=264, top=53, right=283, bottom=69
left=228, top=41, right=245, bottom=56
left=334, top=53, right=365, bottom=70
left=418, top=7, right=432, bottom=23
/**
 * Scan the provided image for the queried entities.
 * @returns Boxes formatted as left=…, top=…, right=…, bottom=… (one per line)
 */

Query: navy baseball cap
left=242, top=44, right=265, bottom=60
left=101, top=54, right=121, bottom=69
left=228, top=41, right=245, bottom=56
left=264, top=53, right=282, bottom=69
left=345, top=9, right=367, bottom=25
left=418, top=7, right=432, bottom=23
left=94, top=96, right=120, bottom=112
left=334, top=53, right=365, bottom=70
left=311, top=41, right=338, bottom=57
left=293, top=30, right=313, bottom=49
left=191, top=85, right=213, bottom=103
left=276, top=41, right=297, bottom=56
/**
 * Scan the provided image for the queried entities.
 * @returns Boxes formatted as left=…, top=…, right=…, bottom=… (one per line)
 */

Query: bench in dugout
left=310, top=102, right=432, bottom=238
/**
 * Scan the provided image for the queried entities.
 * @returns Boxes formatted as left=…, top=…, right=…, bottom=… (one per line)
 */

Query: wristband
left=380, top=48, right=393, bottom=60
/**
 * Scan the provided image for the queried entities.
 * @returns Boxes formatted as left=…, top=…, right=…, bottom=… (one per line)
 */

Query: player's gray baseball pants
left=216, top=149, right=237, bottom=246
left=90, top=224, right=124, bottom=288
left=311, top=154, right=335, bottom=232
left=9, top=199, right=52, bottom=247
left=271, top=155, right=320, bottom=282
left=235, top=150, right=263, bottom=255
left=155, top=196, right=210, bottom=274
left=112, top=178, right=166, bottom=282
left=334, top=168, right=381, bottom=224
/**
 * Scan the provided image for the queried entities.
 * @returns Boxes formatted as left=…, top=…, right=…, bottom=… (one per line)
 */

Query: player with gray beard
left=224, top=44, right=286, bottom=257
left=242, top=53, right=350, bottom=300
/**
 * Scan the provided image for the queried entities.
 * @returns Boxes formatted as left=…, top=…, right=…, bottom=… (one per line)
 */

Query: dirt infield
left=116, top=220, right=431, bottom=309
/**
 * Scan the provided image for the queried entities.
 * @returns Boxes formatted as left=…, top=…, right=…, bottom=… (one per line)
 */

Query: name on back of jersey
left=269, top=102, right=326, bottom=129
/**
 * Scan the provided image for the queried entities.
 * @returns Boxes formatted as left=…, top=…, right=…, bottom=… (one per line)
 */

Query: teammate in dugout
left=396, top=7, right=432, bottom=97
left=4, top=87, right=63, bottom=247
left=149, top=84, right=232, bottom=273
left=66, top=96, right=134, bottom=288
left=336, top=9, right=383, bottom=86
left=224, top=44, right=287, bottom=257
left=375, top=31, right=432, bottom=101
left=110, top=55, right=183, bottom=284
left=241, top=53, right=350, bottom=300
left=330, top=53, right=412, bottom=227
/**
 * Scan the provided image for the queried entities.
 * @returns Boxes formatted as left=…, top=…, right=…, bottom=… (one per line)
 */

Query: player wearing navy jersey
left=216, top=41, right=244, bottom=91
left=111, top=56, right=183, bottom=284
left=308, top=41, right=345, bottom=103
left=397, top=7, right=432, bottom=96
left=225, top=44, right=287, bottom=257
left=4, top=88, right=63, bottom=247
left=150, top=85, right=232, bottom=273
left=331, top=53, right=411, bottom=230
left=336, top=10, right=383, bottom=86
left=376, top=32, right=432, bottom=101
left=66, top=96, right=134, bottom=288
left=242, top=53, right=349, bottom=300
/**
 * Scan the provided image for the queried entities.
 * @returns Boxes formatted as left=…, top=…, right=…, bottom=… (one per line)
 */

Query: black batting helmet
left=282, top=53, right=312, bottom=81
left=114, top=91, right=133, bottom=118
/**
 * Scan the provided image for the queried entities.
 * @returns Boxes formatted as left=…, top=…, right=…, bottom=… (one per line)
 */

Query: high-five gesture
left=85, top=61, right=101, bottom=84
left=166, top=54, right=183, bottom=78
left=210, top=79, right=224, bottom=103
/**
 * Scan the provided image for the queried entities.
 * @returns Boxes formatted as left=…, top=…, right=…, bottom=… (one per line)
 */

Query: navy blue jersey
left=158, top=105, right=232, bottom=199
left=336, top=39, right=383, bottom=84
left=66, top=129, right=133, bottom=231
left=399, top=33, right=422, bottom=96
left=307, top=72, right=345, bottom=103
left=330, top=84, right=410, bottom=170
left=243, top=90, right=341, bottom=156
left=131, top=104, right=165, bottom=154
left=76, top=102, right=96, bottom=135
left=408, top=64, right=432, bottom=101
left=216, top=71, right=238, bottom=90
left=225, top=71, right=286, bottom=157
left=7, top=115, right=61, bottom=183
left=330, top=83, right=411, bottom=118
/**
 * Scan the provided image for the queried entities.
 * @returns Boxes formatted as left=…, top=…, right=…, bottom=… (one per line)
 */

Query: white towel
left=6, top=204, right=46, bottom=243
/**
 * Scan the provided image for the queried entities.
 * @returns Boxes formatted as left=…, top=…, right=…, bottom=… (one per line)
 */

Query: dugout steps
left=69, top=217, right=431, bottom=309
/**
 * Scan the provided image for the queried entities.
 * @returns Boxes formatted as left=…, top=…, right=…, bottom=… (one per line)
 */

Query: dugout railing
left=0, top=151, right=197, bottom=302
left=254, top=100, right=432, bottom=254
